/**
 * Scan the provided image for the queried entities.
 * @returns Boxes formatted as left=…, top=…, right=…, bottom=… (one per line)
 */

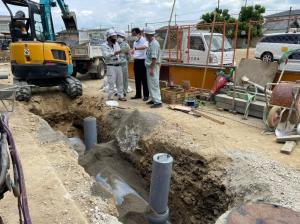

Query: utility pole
left=244, top=0, right=248, bottom=7
left=287, top=6, right=292, bottom=32
left=217, top=0, right=220, bottom=10
left=175, top=13, right=177, bottom=26
left=162, top=0, right=176, bottom=51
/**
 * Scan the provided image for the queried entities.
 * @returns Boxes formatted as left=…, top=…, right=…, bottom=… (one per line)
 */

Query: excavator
left=2, top=0, right=82, bottom=101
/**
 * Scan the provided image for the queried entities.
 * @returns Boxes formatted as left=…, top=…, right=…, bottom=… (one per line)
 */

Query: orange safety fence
left=155, top=20, right=268, bottom=68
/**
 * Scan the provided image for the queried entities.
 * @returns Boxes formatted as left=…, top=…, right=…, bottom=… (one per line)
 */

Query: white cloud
left=79, top=10, right=93, bottom=17
left=0, top=0, right=299, bottom=31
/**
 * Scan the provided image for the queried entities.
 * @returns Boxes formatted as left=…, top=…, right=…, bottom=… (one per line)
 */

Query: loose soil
left=1, top=60, right=300, bottom=224
left=24, top=86, right=300, bottom=224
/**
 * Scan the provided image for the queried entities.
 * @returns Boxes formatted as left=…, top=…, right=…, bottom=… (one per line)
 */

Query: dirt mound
left=105, top=109, right=161, bottom=152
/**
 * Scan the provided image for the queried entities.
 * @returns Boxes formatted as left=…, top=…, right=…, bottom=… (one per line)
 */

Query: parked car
left=255, top=33, right=300, bottom=63
left=279, top=50, right=300, bottom=72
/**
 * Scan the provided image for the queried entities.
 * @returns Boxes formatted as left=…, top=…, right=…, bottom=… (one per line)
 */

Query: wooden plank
left=168, top=105, right=192, bottom=113
left=277, top=135, right=300, bottom=143
left=281, top=141, right=297, bottom=154
left=191, top=109, right=225, bottom=125
left=168, top=104, right=225, bottom=125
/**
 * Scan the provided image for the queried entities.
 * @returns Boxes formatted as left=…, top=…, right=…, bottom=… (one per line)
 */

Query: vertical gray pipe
left=148, top=153, right=173, bottom=224
left=84, top=117, right=97, bottom=151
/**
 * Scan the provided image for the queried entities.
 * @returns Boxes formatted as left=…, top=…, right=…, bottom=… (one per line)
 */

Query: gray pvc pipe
left=148, top=153, right=173, bottom=224
left=83, top=117, right=97, bottom=151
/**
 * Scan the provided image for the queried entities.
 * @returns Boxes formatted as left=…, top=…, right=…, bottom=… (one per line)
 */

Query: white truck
left=162, top=30, right=234, bottom=66
left=57, top=29, right=106, bottom=79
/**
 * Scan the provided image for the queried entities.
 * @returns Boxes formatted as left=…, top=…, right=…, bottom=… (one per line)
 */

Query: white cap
left=116, top=30, right=126, bottom=37
left=106, top=29, right=117, bottom=38
left=144, top=27, right=156, bottom=35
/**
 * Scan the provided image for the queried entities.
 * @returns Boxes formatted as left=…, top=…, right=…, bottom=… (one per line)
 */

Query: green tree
left=238, top=5, right=265, bottom=37
left=198, top=8, right=236, bottom=37
left=198, top=5, right=265, bottom=38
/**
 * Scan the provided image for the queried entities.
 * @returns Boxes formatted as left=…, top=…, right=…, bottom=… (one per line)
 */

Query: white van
left=162, top=30, right=234, bottom=66
left=279, top=50, right=300, bottom=72
left=255, top=33, right=300, bottom=62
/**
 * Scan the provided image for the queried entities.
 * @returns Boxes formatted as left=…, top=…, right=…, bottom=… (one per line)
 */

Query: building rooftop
left=265, top=9, right=300, bottom=18
left=263, top=18, right=300, bottom=32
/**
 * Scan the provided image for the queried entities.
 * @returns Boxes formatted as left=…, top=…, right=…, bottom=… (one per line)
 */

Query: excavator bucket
left=62, top=11, right=77, bottom=31
left=2, top=0, right=28, bottom=7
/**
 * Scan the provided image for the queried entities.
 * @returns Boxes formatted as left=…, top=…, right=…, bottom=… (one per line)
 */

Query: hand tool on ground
left=191, top=109, right=225, bottom=125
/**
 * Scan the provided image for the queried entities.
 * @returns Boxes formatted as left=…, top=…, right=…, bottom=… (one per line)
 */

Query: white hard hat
left=116, top=30, right=126, bottom=37
left=144, top=27, right=156, bottom=35
left=106, top=29, right=117, bottom=38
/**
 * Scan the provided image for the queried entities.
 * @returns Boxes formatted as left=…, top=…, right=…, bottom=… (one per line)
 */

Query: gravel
left=225, top=150, right=300, bottom=212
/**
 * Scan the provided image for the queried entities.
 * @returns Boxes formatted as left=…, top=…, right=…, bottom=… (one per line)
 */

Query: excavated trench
left=25, top=94, right=234, bottom=224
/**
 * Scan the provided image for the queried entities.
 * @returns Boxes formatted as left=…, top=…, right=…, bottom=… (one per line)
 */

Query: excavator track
left=63, top=76, right=82, bottom=98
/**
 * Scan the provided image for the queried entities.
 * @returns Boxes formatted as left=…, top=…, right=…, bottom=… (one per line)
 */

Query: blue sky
left=0, top=0, right=299, bottom=31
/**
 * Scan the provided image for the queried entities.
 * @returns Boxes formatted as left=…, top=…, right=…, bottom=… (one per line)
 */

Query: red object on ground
left=210, top=75, right=228, bottom=96
left=227, top=202, right=300, bottom=224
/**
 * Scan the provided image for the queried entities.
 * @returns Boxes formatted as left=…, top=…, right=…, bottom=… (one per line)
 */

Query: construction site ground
left=0, top=55, right=300, bottom=224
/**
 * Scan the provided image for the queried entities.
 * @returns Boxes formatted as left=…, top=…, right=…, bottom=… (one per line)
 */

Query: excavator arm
left=39, top=0, right=77, bottom=41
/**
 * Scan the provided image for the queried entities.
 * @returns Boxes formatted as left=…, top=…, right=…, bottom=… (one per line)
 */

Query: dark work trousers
left=133, top=59, right=149, bottom=98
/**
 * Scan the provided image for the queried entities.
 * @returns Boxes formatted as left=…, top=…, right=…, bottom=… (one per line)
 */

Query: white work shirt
left=133, top=37, right=149, bottom=59
left=101, top=41, right=121, bottom=65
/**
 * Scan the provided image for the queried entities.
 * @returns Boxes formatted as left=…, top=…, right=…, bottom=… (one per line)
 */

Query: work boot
left=150, top=103, right=162, bottom=108
left=131, top=95, right=141, bottom=99
left=146, top=101, right=154, bottom=105
left=119, top=97, right=127, bottom=101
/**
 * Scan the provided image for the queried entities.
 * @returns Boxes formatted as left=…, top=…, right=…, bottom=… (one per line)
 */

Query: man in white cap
left=144, top=27, right=162, bottom=108
left=117, top=30, right=130, bottom=96
left=101, top=29, right=126, bottom=101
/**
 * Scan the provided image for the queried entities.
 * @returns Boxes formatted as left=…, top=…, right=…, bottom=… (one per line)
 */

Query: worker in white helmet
left=144, top=27, right=162, bottom=108
left=101, top=29, right=126, bottom=101
left=116, top=30, right=130, bottom=96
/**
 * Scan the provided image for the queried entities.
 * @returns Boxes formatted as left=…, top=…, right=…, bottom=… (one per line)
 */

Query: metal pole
left=246, top=21, right=252, bottom=59
left=148, top=153, right=173, bottom=224
left=287, top=6, right=292, bottom=32
left=221, top=22, right=226, bottom=68
left=218, top=0, right=220, bottom=10
left=231, top=21, right=239, bottom=113
left=176, top=26, right=179, bottom=63
left=202, top=11, right=217, bottom=89
left=232, top=21, right=239, bottom=65
left=162, top=0, right=176, bottom=51
left=84, top=117, right=97, bottom=151
left=187, top=26, right=191, bottom=64
left=168, top=27, right=171, bottom=63
left=179, top=27, right=183, bottom=62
